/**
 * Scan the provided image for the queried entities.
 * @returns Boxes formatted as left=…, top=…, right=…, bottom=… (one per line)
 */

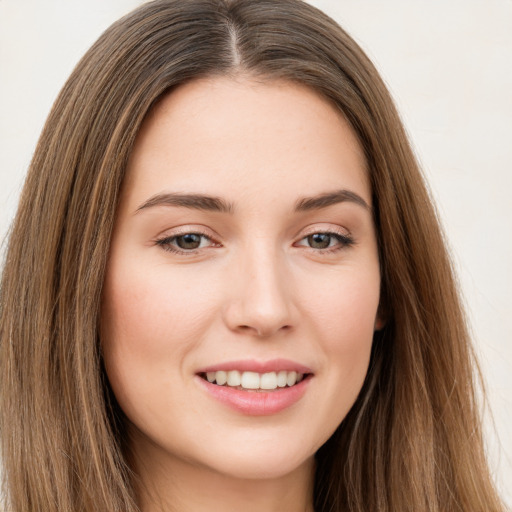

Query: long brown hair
left=0, top=1, right=505, bottom=510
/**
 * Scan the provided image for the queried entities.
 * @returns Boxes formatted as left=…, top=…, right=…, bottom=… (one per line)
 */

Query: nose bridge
left=224, top=239, right=295, bottom=337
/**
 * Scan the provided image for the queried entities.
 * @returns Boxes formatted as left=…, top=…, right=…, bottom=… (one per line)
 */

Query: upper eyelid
left=154, top=224, right=351, bottom=239
left=294, top=223, right=351, bottom=240
left=157, top=232, right=217, bottom=245
left=155, top=224, right=218, bottom=240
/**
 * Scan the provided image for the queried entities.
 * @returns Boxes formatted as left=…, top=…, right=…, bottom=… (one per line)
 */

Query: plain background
left=0, top=0, right=510, bottom=504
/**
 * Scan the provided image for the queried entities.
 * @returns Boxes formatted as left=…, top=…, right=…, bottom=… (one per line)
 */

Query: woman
left=0, top=0, right=505, bottom=511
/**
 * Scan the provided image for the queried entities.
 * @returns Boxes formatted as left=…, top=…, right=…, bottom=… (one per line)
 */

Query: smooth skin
left=101, top=76, right=382, bottom=512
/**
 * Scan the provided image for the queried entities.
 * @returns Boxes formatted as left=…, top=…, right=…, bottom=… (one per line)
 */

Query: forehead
left=122, top=76, right=370, bottom=211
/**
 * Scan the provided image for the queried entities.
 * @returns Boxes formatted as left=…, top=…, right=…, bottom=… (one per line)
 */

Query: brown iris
left=307, top=233, right=332, bottom=249
left=175, top=233, right=203, bottom=249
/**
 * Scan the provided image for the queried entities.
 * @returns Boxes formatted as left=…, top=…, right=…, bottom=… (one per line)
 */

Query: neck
left=131, top=440, right=316, bottom=512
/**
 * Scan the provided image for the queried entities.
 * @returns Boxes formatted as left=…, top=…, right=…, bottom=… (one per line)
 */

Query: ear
left=374, top=303, right=387, bottom=331
left=374, top=316, right=385, bottom=331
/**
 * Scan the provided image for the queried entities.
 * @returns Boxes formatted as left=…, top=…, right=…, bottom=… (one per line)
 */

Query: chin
left=207, top=452, right=314, bottom=481
left=188, top=431, right=319, bottom=481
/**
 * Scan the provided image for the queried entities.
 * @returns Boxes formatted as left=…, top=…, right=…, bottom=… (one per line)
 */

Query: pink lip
left=195, top=359, right=313, bottom=416
left=196, top=375, right=311, bottom=416
left=196, top=358, right=313, bottom=374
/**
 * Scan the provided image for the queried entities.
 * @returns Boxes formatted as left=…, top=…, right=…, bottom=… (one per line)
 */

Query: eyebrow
left=136, top=193, right=234, bottom=214
left=135, top=189, right=370, bottom=215
left=294, top=189, right=371, bottom=212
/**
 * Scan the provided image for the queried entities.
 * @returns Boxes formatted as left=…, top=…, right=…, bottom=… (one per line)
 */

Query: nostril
left=236, top=323, right=293, bottom=337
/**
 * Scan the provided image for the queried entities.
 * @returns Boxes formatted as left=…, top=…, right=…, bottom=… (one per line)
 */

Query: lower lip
left=196, top=376, right=311, bottom=416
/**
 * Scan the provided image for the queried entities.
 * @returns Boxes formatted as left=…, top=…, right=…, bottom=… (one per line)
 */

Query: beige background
left=1, top=0, right=510, bottom=504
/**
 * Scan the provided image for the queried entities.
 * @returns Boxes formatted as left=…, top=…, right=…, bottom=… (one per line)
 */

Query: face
left=101, top=76, right=381, bottom=482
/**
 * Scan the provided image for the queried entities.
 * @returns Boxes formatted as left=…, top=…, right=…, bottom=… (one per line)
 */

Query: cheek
left=329, top=278, right=378, bottom=374
left=306, top=267, right=380, bottom=344
left=100, top=259, right=218, bottom=411
left=302, top=268, right=379, bottom=424
left=102, top=258, right=217, bottom=352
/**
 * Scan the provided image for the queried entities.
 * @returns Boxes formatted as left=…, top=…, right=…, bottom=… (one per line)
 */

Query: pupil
left=177, top=233, right=201, bottom=249
left=309, top=233, right=330, bottom=249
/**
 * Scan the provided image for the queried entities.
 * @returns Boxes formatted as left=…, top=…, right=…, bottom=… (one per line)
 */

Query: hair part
left=0, top=1, right=505, bottom=511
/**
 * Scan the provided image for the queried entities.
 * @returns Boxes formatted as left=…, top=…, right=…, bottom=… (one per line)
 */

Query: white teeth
left=205, top=370, right=305, bottom=389
left=277, top=370, right=287, bottom=387
left=241, top=371, right=260, bottom=389
left=216, top=370, right=227, bottom=386
left=286, top=371, right=297, bottom=387
left=227, top=370, right=241, bottom=387
left=260, top=372, right=277, bottom=390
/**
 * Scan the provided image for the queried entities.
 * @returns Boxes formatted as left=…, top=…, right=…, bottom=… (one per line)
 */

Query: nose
left=223, top=247, right=297, bottom=338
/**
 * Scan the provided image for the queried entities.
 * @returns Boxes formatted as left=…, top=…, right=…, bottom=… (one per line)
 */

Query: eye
left=155, top=232, right=216, bottom=253
left=296, top=232, right=354, bottom=251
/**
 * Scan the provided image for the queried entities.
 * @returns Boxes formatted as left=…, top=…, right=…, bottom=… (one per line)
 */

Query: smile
left=200, top=370, right=307, bottom=391
left=196, top=360, right=313, bottom=415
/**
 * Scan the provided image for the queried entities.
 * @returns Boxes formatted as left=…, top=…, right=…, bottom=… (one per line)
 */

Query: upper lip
left=196, top=358, right=313, bottom=375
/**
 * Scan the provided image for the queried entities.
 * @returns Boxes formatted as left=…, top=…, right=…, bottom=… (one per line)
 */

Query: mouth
left=198, top=370, right=312, bottom=392
left=195, top=359, right=314, bottom=414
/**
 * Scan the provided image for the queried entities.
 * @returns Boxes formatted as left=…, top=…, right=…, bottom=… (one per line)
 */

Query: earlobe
left=374, top=303, right=386, bottom=331
left=374, top=317, right=385, bottom=331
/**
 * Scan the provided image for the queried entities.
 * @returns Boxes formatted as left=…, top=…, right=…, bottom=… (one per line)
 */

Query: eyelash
left=154, top=230, right=355, bottom=255
left=155, top=230, right=217, bottom=255
left=295, top=231, right=355, bottom=253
